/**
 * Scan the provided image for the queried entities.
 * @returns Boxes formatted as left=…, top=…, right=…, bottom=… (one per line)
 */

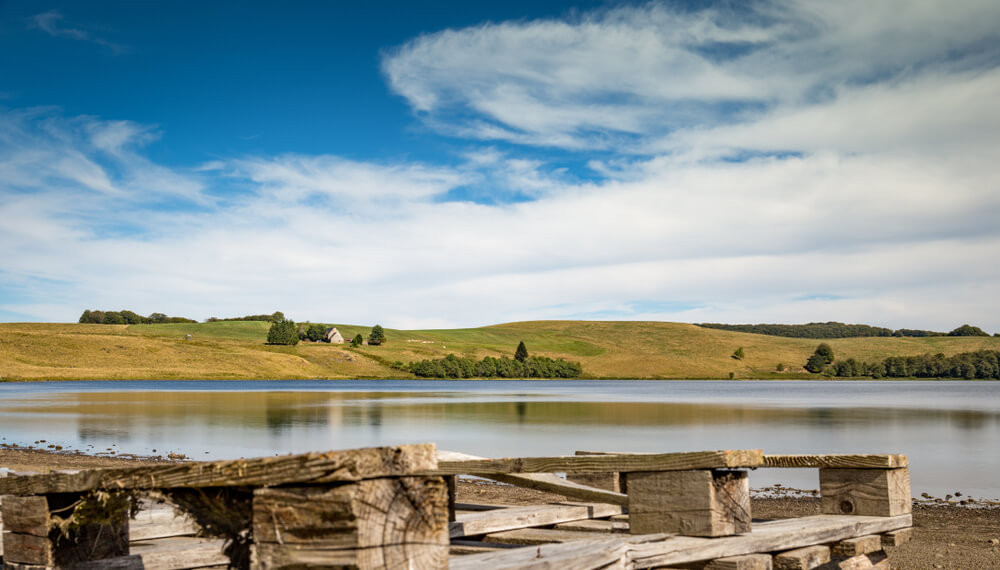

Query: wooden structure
left=0, top=446, right=912, bottom=569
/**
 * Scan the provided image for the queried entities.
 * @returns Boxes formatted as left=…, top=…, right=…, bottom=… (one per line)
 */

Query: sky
left=1, top=0, right=999, bottom=331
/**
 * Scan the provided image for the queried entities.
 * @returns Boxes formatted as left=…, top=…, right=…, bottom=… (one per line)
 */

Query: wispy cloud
left=31, top=10, right=124, bottom=53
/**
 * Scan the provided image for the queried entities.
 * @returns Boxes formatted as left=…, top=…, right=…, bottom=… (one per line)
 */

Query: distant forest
left=697, top=322, right=994, bottom=339
left=78, top=310, right=196, bottom=325
left=829, top=350, right=1000, bottom=379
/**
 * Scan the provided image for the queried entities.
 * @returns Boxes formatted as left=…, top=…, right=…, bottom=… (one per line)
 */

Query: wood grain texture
left=2, top=532, right=53, bottom=566
left=0, top=444, right=437, bottom=495
left=0, top=495, right=50, bottom=536
left=69, top=536, right=230, bottom=570
left=763, top=455, right=907, bottom=469
left=554, top=519, right=630, bottom=533
left=820, top=468, right=911, bottom=517
left=434, top=449, right=764, bottom=475
left=485, top=527, right=611, bottom=545
left=251, top=477, right=449, bottom=570
left=774, top=545, right=830, bottom=569
left=831, top=535, right=881, bottom=558
left=628, top=470, right=751, bottom=537
left=704, top=554, right=773, bottom=570
left=880, top=527, right=912, bottom=546
left=826, top=550, right=889, bottom=569
left=450, top=502, right=626, bottom=538
left=450, top=535, right=636, bottom=570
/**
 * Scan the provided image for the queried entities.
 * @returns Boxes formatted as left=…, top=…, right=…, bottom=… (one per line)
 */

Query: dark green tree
left=948, top=324, right=989, bottom=337
left=267, top=319, right=299, bottom=345
left=271, top=311, right=286, bottom=323
left=732, top=347, right=745, bottom=360
left=805, top=353, right=827, bottom=373
left=351, top=334, right=363, bottom=346
left=515, top=341, right=529, bottom=362
left=369, top=324, right=385, bottom=346
left=814, top=343, right=835, bottom=364
left=304, top=323, right=326, bottom=342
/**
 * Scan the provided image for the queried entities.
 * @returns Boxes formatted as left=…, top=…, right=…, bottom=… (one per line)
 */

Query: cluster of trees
left=266, top=316, right=299, bottom=345
left=803, top=343, right=1000, bottom=379
left=79, top=310, right=196, bottom=325
left=206, top=312, right=285, bottom=323
left=700, top=322, right=994, bottom=339
left=408, top=342, right=582, bottom=378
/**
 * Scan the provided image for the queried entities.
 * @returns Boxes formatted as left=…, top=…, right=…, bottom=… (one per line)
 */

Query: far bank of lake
left=0, top=380, right=997, bottom=499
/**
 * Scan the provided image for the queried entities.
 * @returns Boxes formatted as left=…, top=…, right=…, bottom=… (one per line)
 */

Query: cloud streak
left=31, top=10, right=124, bottom=53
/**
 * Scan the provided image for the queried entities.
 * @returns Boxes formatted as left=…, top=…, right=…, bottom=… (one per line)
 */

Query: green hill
left=1, top=320, right=998, bottom=381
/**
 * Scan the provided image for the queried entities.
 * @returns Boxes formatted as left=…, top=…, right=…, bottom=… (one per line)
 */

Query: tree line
left=699, top=322, right=994, bottom=338
left=408, top=341, right=582, bottom=378
left=804, top=343, right=1000, bottom=379
left=79, top=310, right=196, bottom=325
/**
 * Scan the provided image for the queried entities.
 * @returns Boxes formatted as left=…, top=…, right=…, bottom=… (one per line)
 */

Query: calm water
left=0, top=380, right=998, bottom=499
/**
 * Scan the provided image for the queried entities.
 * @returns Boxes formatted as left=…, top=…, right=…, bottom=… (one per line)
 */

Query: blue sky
left=2, top=0, right=1000, bottom=330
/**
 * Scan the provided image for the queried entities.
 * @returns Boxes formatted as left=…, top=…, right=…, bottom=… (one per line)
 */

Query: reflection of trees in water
left=264, top=397, right=330, bottom=434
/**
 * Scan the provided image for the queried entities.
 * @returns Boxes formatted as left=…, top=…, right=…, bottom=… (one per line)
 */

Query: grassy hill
left=1, top=320, right=998, bottom=381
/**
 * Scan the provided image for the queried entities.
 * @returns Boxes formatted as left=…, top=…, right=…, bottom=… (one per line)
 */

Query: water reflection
left=0, top=380, right=997, bottom=498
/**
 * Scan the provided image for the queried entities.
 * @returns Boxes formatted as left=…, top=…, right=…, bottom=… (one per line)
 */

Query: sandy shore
left=1, top=449, right=998, bottom=569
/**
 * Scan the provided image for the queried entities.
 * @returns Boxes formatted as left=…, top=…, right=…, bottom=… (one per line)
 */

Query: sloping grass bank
left=1, top=320, right=998, bottom=381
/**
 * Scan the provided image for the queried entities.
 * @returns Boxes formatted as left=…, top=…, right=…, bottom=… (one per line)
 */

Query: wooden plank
left=450, top=502, right=626, bottom=538
left=569, top=451, right=626, bottom=493
left=880, top=527, right=912, bottom=546
left=129, top=502, right=200, bottom=541
left=0, top=443, right=437, bottom=495
left=825, top=550, right=889, bottom=569
left=0, top=495, right=49, bottom=536
left=704, top=554, right=773, bottom=570
left=820, top=468, right=911, bottom=516
left=66, top=536, right=231, bottom=569
left=450, top=539, right=524, bottom=555
left=486, top=527, right=610, bottom=545
left=434, top=449, right=764, bottom=475
left=831, top=535, right=881, bottom=558
left=439, top=451, right=629, bottom=505
left=554, top=519, right=630, bottom=533
left=251, top=476, right=449, bottom=569
left=774, top=545, right=830, bottom=569
left=763, top=455, right=907, bottom=469
left=450, top=535, right=637, bottom=570
left=628, top=470, right=751, bottom=537
left=2, top=532, right=53, bottom=567
left=629, top=514, right=911, bottom=569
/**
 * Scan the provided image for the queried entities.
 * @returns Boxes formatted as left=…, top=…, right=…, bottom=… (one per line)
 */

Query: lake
left=1, top=380, right=997, bottom=499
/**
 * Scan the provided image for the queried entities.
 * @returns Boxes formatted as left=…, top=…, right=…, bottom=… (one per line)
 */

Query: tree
left=805, top=353, right=827, bottom=373
left=351, top=334, right=363, bottom=347
left=304, top=323, right=326, bottom=342
left=267, top=319, right=298, bottom=345
left=271, top=311, right=286, bottom=323
left=515, top=341, right=529, bottom=362
left=948, top=324, right=989, bottom=337
left=814, top=343, right=835, bottom=364
left=732, top=347, right=745, bottom=360
left=369, top=325, right=385, bottom=346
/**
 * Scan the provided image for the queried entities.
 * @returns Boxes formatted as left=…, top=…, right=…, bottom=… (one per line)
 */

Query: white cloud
left=31, top=10, right=124, bottom=53
left=3, top=1, right=1000, bottom=333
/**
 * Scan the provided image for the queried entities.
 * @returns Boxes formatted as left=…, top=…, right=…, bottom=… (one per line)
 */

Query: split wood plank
left=704, top=553, right=773, bottom=570
left=763, top=455, right=907, bottom=469
left=831, top=535, right=881, bottom=558
left=450, top=541, right=522, bottom=555
left=880, top=527, right=912, bottom=546
left=451, top=514, right=909, bottom=570
left=439, top=450, right=629, bottom=505
left=65, top=536, right=231, bottom=570
left=567, top=450, right=627, bottom=493
left=129, top=502, right=200, bottom=541
left=0, top=443, right=436, bottom=495
left=774, top=545, right=830, bottom=569
left=486, top=527, right=611, bottom=545
left=450, top=501, right=626, bottom=538
left=823, top=550, right=889, bottom=569
left=819, top=468, right=911, bottom=516
left=434, top=449, right=764, bottom=475
left=554, top=519, right=630, bottom=533
left=0, top=495, right=49, bottom=536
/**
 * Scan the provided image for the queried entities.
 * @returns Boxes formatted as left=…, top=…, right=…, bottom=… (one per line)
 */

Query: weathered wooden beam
left=566, top=450, right=627, bottom=493
left=554, top=519, right=630, bottom=533
left=827, top=550, right=889, bottom=569
left=0, top=443, right=437, bottom=495
left=774, top=545, right=830, bottom=569
left=627, top=470, right=751, bottom=537
left=434, top=449, right=764, bottom=475
left=704, top=554, right=773, bottom=570
left=439, top=450, right=629, bottom=505
left=450, top=535, right=635, bottom=570
left=65, top=536, right=230, bottom=569
left=762, top=455, right=907, bottom=469
left=880, top=527, right=912, bottom=546
left=627, top=514, right=911, bottom=569
left=819, top=468, right=911, bottom=516
left=831, top=535, right=881, bottom=558
left=486, top=527, right=609, bottom=545
left=128, top=501, right=200, bottom=541
left=450, top=502, right=626, bottom=538
left=251, top=476, right=449, bottom=570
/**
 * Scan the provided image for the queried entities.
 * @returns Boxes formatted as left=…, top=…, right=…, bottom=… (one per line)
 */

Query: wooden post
left=626, top=469, right=751, bottom=537
left=774, top=545, right=830, bottom=569
left=566, top=450, right=626, bottom=492
left=705, top=553, right=773, bottom=569
left=1, top=493, right=130, bottom=567
left=820, top=468, right=911, bottom=516
left=251, top=476, right=449, bottom=569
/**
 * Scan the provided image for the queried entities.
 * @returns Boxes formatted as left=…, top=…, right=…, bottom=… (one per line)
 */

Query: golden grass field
left=1, top=320, right=998, bottom=380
